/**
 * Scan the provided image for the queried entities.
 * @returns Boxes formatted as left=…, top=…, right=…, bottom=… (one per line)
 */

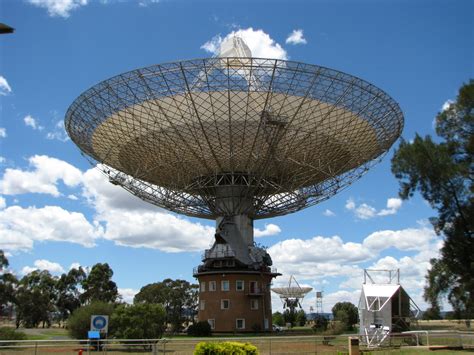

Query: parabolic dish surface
left=65, top=57, right=403, bottom=219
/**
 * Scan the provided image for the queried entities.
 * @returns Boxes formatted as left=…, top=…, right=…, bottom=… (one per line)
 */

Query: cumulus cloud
left=0, top=155, right=83, bottom=196
left=0, top=205, right=102, bottom=252
left=81, top=167, right=214, bottom=252
left=345, top=197, right=402, bottom=219
left=269, top=235, right=372, bottom=265
left=0, top=128, right=6, bottom=138
left=0, top=76, right=12, bottom=95
left=0, top=196, right=5, bottom=209
left=363, top=227, right=436, bottom=252
left=0, top=157, right=5, bottom=164
left=119, top=288, right=139, bottom=304
left=201, top=27, right=287, bottom=60
left=285, top=29, right=307, bottom=45
left=24, top=115, right=44, bottom=131
left=269, top=225, right=442, bottom=310
left=27, top=0, right=88, bottom=18
left=22, top=259, right=65, bottom=275
left=254, top=223, right=281, bottom=237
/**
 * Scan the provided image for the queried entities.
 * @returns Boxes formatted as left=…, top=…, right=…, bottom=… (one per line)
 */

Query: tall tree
left=56, top=267, right=86, bottom=325
left=15, top=270, right=57, bottom=328
left=0, top=250, right=17, bottom=317
left=134, top=279, right=198, bottom=331
left=331, top=302, right=358, bottom=330
left=391, top=80, right=473, bottom=321
left=80, top=263, right=118, bottom=304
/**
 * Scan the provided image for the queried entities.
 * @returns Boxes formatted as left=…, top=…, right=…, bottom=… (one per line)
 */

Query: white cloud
left=0, top=205, right=102, bottom=252
left=345, top=197, right=402, bottom=219
left=0, top=196, right=5, bottom=209
left=22, top=259, right=65, bottom=275
left=24, top=115, right=44, bottom=131
left=201, top=27, right=287, bottom=60
left=378, top=197, right=403, bottom=216
left=323, top=209, right=335, bottom=217
left=363, top=227, right=437, bottom=252
left=269, top=225, right=442, bottom=309
left=345, top=198, right=355, bottom=210
left=0, top=155, right=82, bottom=196
left=27, top=0, right=88, bottom=18
left=285, top=29, right=307, bottom=45
left=46, top=120, right=69, bottom=142
left=67, top=194, right=78, bottom=200
left=119, top=288, right=139, bottom=304
left=81, top=167, right=214, bottom=252
left=69, top=262, right=81, bottom=270
left=269, top=235, right=372, bottom=265
left=254, top=223, right=281, bottom=237
left=0, top=76, right=12, bottom=95
left=0, top=128, right=6, bottom=138
left=0, top=157, right=5, bottom=164
left=441, top=99, right=454, bottom=112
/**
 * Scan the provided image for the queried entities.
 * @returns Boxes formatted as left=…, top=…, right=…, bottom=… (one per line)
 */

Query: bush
left=194, top=341, right=258, bottom=355
left=312, top=315, right=329, bottom=332
left=67, top=301, right=115, bottom=339
left=187, top=321, right=212, bottom=337
left=111, top=303, right=166, bottom=348
left=0, top=327, right=27, bottom=346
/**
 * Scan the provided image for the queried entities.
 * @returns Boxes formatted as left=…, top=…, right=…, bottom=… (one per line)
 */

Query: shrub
left=187, top=321, right=211, bottom=337
left=194, top=341, right=258, bottom=355
left=0, top=327, right=27, bottom=346
left=67, top=301, right=115, bottom=339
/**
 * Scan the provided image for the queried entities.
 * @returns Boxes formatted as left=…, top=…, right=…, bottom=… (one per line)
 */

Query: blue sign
left=90, top=315, right=109, bottom=333
left=88, top=331, right=100, bottom=339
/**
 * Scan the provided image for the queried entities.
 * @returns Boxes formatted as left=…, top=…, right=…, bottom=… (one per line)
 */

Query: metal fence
left=0, top=331, right=473, bottom=355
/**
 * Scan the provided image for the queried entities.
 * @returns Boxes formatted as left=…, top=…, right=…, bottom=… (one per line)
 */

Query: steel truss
left=66, top=57, right=403, bottom=219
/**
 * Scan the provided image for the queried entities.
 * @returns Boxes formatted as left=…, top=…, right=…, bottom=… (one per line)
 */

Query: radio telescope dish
left=65, top=37, right=403, bottom=332
left=272, top=275, right=313, bottom=311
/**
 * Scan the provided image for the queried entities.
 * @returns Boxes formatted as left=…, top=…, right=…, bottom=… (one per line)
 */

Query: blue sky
left=0, top=0, right=473, bottom=311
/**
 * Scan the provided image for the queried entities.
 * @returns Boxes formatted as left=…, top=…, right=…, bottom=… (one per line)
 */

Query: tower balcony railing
left=202, top=248, right=236, bottom=261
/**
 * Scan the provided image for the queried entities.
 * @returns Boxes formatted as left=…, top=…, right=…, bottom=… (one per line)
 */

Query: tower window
left=236, top=280, right=244, bottom=291
left=200, top=300, right=205, bottom=310
left=209, top=281, right=216, bottom=291
left=221, top=299, right=230, bottom=309
left=236, top=318, right=245, bottom=330
left=208, top=319, right=215, bottom=330
left=251, top=299, right=259, bottom=310
left=200, top=282, right=206, bottom=292
left=221, top=280, right=230, bottom=291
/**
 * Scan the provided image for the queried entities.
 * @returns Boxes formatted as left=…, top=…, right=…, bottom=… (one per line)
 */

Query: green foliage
left=111, top=303, right=166, bottom=339
left=56, top=267, right=86, bottom=325
left=0, top=251, right=17, bottom=316
left=15, top=270, right=57, bottom=328
left=80, top=263, right=118, bottom=304
left=187, top=321, right=212, bottom=337
left=332, top=302, right=358, bottom=330
left=272, top=311, right=284, bottom=326
left=0, top=327, right=27, bottom=341
left=67, top=301, right=114, bottom=339
left=295, top=309, right=307, bottom=326
left=391, top=79, right=473, bottom=320
left=283, top=309, right=296, bottom=326
left=134, top=278, right=198, bottom=331
left=312, top=314, right=329, bottom=332
left=194, top=341, right=259, bottom=355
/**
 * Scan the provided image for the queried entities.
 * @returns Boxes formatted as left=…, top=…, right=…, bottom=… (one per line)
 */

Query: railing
left=1, top=331, right=472, bottom=354
left=202, top=248, right=236, bottom=260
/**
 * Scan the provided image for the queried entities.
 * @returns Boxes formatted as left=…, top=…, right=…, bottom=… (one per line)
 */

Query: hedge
left=194, top=341, right=259, bottom=354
